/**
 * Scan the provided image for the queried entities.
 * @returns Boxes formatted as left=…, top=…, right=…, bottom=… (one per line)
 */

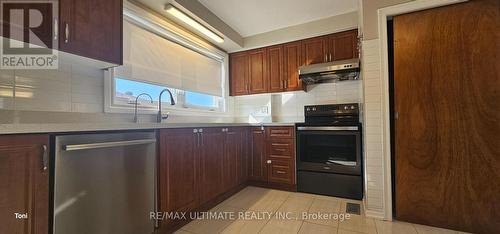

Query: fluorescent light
left=165, top=4, right=224, bottom=43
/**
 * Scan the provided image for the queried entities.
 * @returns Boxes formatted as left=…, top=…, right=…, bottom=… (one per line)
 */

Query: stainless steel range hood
left=299, top=58, right=360, bottom=84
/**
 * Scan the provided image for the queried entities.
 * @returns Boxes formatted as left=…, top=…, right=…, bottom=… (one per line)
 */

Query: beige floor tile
left=375, top=220, right=417, bottom=234
left=276, top=193, right=314, bottom=219
left=173, top=230, right=195, bottom=234
left=220, top=216, right=270, bottom=234
left=181, top=206, right=240, bottom=234
left=299, top=222, right=338, bottom=234
left=413, top=223, right=460, bottom=234
left=247, top=189, right=290, bottom=213
left=259, top=217, right=303, bottom=234
left=222, top=186, right=271, bottom=209
left=304, top=198, right=342, bottom=227
left=338, top=214, right=377, bottom=234
left=338, top=228, right=365, bottom=234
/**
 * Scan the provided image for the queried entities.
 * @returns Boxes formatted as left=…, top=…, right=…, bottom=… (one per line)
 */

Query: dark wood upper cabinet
left=248, top=48, right=268, bottom=94
left=248, top=128, right=267, bottom=182
left=230, top=52, right=249, bottom=96
left=59, top=0, right=123, bottom=64
left=158, top=129, right=198, bottom=228
left=199, top=128, right=225, bottom=204
left=229, top=30, right=357, bottom=96
left=302, top=36, right=328, bottom=65
left=327, top=29, right=358, bottom=61
left=0, top=134, right=49, bottom=234
left=283, top=41, right=304, bottom=91
left=267, top=45, right=284, bottom=92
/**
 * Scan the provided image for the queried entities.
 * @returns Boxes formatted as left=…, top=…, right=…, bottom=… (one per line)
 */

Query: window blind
left=115, top=20, right=223, bottom=97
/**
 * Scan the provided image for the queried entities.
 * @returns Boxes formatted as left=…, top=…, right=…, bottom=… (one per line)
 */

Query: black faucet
left=158, top=89, right=176, bottom=123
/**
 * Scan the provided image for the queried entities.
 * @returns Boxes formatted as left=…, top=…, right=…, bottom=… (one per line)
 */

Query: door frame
left=375, top=0, right=467, bottom=221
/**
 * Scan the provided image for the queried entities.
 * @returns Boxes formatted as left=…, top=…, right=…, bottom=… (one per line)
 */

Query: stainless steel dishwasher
left=54, top=131, right=157, bottom=234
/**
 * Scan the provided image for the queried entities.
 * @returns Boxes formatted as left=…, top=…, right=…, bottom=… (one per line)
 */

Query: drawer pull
left=276, top=170, right=286, bottom=174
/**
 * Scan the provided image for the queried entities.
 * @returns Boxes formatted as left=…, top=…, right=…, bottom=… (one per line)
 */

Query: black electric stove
left=296, top=103, right=363, bottom=200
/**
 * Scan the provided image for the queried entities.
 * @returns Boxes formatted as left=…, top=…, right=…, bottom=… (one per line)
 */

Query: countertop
left=0, top=122, right=296, bottom=135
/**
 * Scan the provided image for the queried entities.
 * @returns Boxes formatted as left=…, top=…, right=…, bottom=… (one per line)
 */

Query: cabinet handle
left=42, top=145, right=48, bottom=171
left=324, top=54, right=327, bottom=62
left=266, top=160, right=272, bottom=164
left=329, top=53, right=332, bottom=62
left=54, top=18, right=58, bottom=40
left=276, top=171, right=286, bottom=174
left=285, top=80, right=288, bottom=88
left=64, top=23, right=69, bottom=43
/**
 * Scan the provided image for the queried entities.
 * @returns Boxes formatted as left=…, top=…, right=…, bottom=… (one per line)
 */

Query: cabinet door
left=0, top=135, right=49, bottom=234
left=59, top=0, right=122, bottom=64
left=230, top=52, right=249, bottom=96
left=328, top=30, right=358, bottom=61
left=302, top=36, right=327, bottom=65
left=283, top=41, right=304, bottom=91
left=199, top=128, right=225, bottom=204
left=267, top=159, right=294, bottom=185
left=248, top=48, right=268, bottom=94
left=267, top=45, right=284, bottom=92
left=249, top=128, right=267, bottom=182
left=223, top=128, right=243, bottom=190
left=159, top=129, right=198, bottom=226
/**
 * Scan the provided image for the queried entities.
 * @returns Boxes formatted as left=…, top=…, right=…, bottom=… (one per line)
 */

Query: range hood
left=299, top=58, right=360, bottom=84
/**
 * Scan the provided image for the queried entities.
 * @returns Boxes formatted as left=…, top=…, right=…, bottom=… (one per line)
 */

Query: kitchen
left=0, top=0, right=498, bottom=234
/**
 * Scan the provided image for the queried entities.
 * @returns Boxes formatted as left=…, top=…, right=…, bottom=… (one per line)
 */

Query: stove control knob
left=344, top=106, right=348, bottom=110
left=351, top=105, right=355, bottom=110
left=306, top=107, right=310, bottom=111
left=312, top=107, right=317, bottom=111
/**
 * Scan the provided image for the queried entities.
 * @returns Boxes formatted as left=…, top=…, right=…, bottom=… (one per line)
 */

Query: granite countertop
left=0, top=122, right=296, bottom=135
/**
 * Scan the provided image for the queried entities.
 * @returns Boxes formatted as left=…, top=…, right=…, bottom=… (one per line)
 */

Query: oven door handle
left=327, top=160, right=357, bottom=166
left=297, top=126, right=358, bottom=131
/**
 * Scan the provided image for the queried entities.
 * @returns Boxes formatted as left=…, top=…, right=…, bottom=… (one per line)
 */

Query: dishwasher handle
left=62, top=139, right=156, bottom=151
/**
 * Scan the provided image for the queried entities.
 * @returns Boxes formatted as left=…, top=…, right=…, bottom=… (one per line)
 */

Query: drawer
left=267, top=127, right=294, bottom=138
left=268, top=139, right=294, bottom=159
left=267, top=159, right=294, bottom=184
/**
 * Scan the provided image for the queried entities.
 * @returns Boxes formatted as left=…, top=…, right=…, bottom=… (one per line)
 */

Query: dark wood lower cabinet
left=0, top=134, right=49, bottom=234
left=248, top=128, right=267, bottom=182
left=199, top=128, right=225, bottom=204
left=158, top=129, right=199, bottom=229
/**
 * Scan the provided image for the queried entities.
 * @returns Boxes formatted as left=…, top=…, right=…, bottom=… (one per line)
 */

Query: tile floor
left=176, top=186, right=470, bottom=234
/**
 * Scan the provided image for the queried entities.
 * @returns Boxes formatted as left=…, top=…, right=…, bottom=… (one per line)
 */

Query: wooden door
left=230, top=52, right=249, bottom=96
left=199, top=128, right=225, bottom=204
left=159, top=129, right=198, bottom=227
left=328, top=29, right=358, bottom=61
left=393, top=1, right=500, bottom=233
left=249, top=128, right=267, bottom=182
left=283, top=41, right=304, bottom=91
left=0, top=135, right=49, bottom=234
left=59, top=0, right=122, bottom=64
left=267, top=45, right=284, bottom=92
left=248, top=48, right=268, bottom=94
left=223, top=128, right=243, bottom=190
left=302, top=36, right=327, bottom=65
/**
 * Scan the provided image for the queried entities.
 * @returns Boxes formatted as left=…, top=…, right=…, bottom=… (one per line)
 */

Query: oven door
left=296, top=126, right=361, bottom=175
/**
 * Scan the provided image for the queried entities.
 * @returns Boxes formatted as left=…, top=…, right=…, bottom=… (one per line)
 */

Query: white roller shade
left=115, top=20, right=223, bottom=97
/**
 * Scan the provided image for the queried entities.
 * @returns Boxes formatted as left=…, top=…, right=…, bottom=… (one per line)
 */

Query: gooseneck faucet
left=157, top=89, right=176, bottom=123
left=134, top=93, right=153, bottom=123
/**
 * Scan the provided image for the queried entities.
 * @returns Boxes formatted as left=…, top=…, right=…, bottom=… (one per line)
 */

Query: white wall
left=234, top=80, right=363, bottom=123
left=361, top=39, right=386, bottom=217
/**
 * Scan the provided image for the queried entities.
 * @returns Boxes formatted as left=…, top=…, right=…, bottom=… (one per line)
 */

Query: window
left=112, top=77, right=223, bottom=112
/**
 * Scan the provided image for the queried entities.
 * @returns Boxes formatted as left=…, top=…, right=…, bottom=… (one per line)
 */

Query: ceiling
left=197, top=0, right=358, bottom=37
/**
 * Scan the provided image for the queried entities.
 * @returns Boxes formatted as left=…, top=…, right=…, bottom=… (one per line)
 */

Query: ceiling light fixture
left=164, top=4, right=224, bottom=43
